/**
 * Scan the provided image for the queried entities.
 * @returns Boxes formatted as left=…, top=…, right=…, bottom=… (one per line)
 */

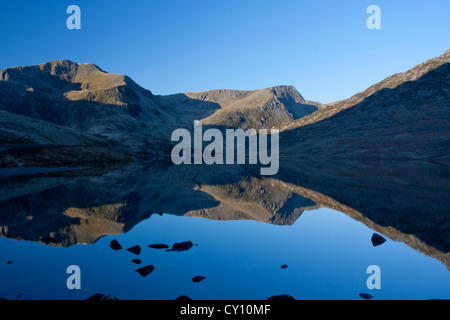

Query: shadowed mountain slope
left=279, top=49, right=450, bottom=160
left=276, top=48, right=450, bottom=132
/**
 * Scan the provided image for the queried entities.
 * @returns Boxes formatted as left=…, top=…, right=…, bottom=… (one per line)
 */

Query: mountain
left=2, top=48, right=448, bottom=165
left=162, top=86, right=317, bottom=130
left=0, top=60, right=172, bottom=158
left=276, top=48, right=450, bottom=132
left=278, top=48, right=450, bottom=160
left=0, top=60, right=313, bottom=167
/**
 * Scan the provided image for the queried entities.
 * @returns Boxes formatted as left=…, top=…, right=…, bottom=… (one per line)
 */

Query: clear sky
left=0, top=0, right=449, bottom=103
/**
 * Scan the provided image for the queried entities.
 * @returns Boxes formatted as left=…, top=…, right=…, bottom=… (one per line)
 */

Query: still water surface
left=0, top=160, right=449, bottom=300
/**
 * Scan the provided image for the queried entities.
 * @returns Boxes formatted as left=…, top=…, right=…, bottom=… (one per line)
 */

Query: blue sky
left=0, top=0, right=449, bottom=103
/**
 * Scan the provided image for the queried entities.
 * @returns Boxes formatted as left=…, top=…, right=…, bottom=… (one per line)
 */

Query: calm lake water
left=0, top=160, right=449, bottom=300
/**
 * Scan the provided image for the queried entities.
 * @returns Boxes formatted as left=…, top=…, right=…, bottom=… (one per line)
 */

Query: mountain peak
left=0, top=59, right=104, bottom=84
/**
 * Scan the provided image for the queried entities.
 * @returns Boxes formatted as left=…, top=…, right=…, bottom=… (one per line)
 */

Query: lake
left=0, top=160, right=449, bottom=300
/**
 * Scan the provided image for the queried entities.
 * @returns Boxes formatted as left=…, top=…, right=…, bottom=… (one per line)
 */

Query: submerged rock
left=132, top=259, right=142, bottom=264
left=267, top=294, right=295, bottom=301
left=192, top=276, right=207, bottom=283
left=86, top=293, right=120, bottom=300
left=175, top=295, right=192, bottom=301
left=371, top=233, right=387, bottom=247
left=359, top=293, right=374, bottom=300
left=110, top=239, right=122, bottom=251
left=6, top=261, right=13, bottom=264
left=149, top=244, right=169, bottom=249
left=281, top=264, right=288, bottom=269
left=126, top=245, right=142, bottom=255
left=135, top=265, right=155, bottom=277
left=167, top=241, right=194, bottom=252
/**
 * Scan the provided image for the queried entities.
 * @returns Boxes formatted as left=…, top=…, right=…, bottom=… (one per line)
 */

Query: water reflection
left=1, top=160, right=450, bottom=300
left=0, top=159, right=448, bottom=272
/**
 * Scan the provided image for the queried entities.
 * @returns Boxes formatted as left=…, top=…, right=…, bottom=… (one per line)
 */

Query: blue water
left=1, top=208, right=448, bottom=300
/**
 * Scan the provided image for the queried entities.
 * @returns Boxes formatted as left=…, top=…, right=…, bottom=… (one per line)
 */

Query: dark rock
left=110, top=239, right=122, bottom=251
left=371, top=233, right=387, bottom=247
left=135, top=265, right=155, bottom=277
left=131, top=259, right=142, bottom=264
left=40, top=236, right=60, bottom=244
left=281, top=264, right=288, bottom=269
left=126, top=245, right=142, bottom=255
left=192, top=276, right=206, bottom=283
left=359, top=293, right=374, bottom=300
left=158, top=212, right=163, bottom=216
left=268, top=294, right=295, bottom=301
left=167, top=241, right=194, bottom=252
left=86, top=293, right=119, bottom=300
left=6, top=261, right=13, bottom=264
left=149, top=244, right=169, bottom=249
left=175, top=295, right=192, bottom=301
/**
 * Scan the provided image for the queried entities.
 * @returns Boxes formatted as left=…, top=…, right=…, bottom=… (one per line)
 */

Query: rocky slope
left=279, top=48, right=450, bottom=160
left=276, top=48, right=450, bottom=132
left=0, top=60, right=314, bottom=166
left=162, top=86, right=317, bottom=130
left=0, top=60, right=172, bottom=159
left=0, top=109, right=102, bottom=147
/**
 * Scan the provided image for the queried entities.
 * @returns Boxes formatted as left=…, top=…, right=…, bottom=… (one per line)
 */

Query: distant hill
left=163, top=86, right=317, bottom=130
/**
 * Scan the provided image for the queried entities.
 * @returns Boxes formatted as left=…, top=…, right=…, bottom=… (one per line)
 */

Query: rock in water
left=167, top=241, right=194, bottom=252
left=126, top=245, right=142, bottom=255
left=149, top=244, right=169, bottom=249
left=175, top=295, right=192, bottom=301
left=86, top=293, right=119, bottom=300
left=267, top=295, right=295, bottom=301
left=192, top=276, right=207, bottom=283
left=359, top=293, right=374, bottom=300
left=135, top=265, right=155, bottom=277
left=371, top=233, right=387, bottom=247
left=281, top=264, right=288, bottom=269
left=132, top=259, right=142, bottom=264
left=110, top=239, right=122, bottom=251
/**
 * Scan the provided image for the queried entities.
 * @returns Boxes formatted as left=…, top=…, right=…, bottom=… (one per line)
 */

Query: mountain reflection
left=0, top=159, right=448, bottom=269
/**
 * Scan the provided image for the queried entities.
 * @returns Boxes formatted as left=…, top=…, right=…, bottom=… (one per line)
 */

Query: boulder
left=135, top=265, right=155, bottom=277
